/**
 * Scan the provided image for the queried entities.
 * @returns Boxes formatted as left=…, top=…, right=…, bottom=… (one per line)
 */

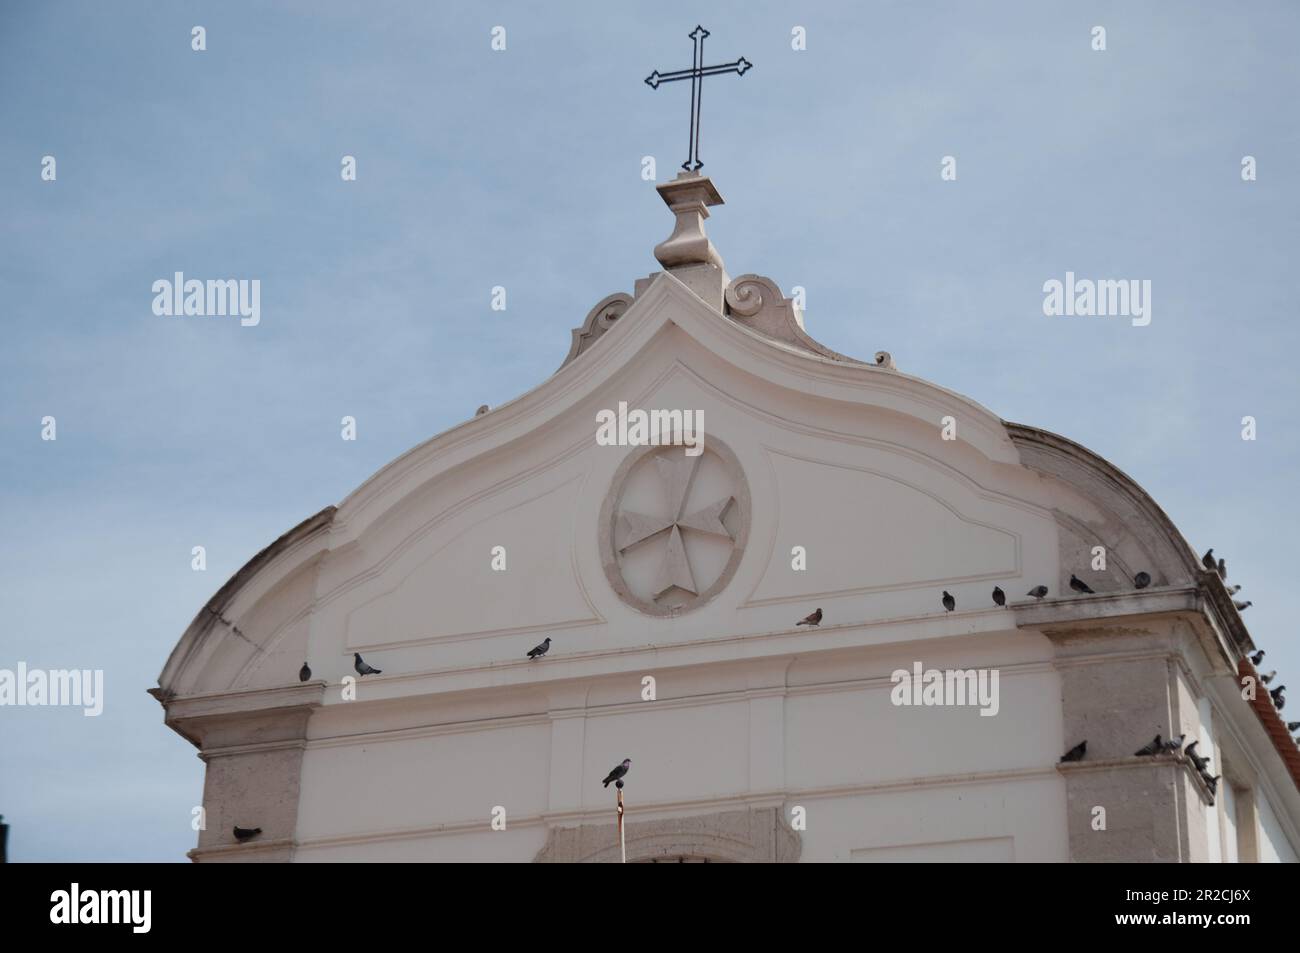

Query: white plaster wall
left=1257, top=794, right=1299, bottom=863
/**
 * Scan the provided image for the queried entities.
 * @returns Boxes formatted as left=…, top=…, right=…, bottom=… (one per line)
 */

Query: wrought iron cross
left=645, top=26, right=752, bottom=172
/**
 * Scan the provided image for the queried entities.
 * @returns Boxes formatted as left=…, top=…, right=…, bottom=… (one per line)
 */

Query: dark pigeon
left=1217, top=558, right=1227, bottom=580
left=233, top=826, right=262, bottom=842
left=1234, top=600, right=1252, bottom=612
left=1204, top=774, right=1221, bottom=794
left=1069, top=574, right=1095, bottom=594
left=1162, top=734, right=1186, bottom=753
left=353, top=652, right=382, bottom=676
left=942, top=591, right=956, bottom=612
left=992, top=586, right=1005, bottom=607
left=527, top=637, right=551, bottom=660
left=299, top=662, right=311, bottom=682
left=1134, top=571, right=1151, bottom=589
left=602, top=759, right=631, bottom=788
left=1269, top=685, right=1286, bottom=709
left=1134, top=734, right=1162, bottom=757
left=1287, top=721, right=1300, bottom=733
left=796, top=608, right=822, bottom=627
left=1202, top=549, right=1216, bottom=570
left=1261, top=671, right=1276, bottom=685
left=1027, top=585, right=1049, bottom=600
left=1184, top=740, right=1209, bottom=772
left=1060, top=740, right=1087, bottom=763
left=1250, top=650, right=1266, bottom=666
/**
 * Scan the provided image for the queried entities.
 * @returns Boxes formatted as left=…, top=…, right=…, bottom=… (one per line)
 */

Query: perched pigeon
left=1184, top=740, right=1208, bottom=771
left=1069, top=574, right=1095, bottom=594
left=1287, top=721, right=1300, bottom=733
left=1060, top=740, right=1087, bottom=763
left=942, top=591, right=956, bottom=612
left=1261, top=670, right=1276, bottom=685
left=1202, top=549, right=1216, bottom=571
left=233, top=826, right=262, bottom=842
left=1234, top=600, right=1252, bottom=612
left=299, top=662, right=311, bottom=682
left=1027, top=585, right=1049, bottom=600
left=1204, top=774, right=1221, bottom=794
left=602, top=759, right=631, bottom=788
left=1250, top=650, right=1266, bottom=665
left=353, top=652, right=382, bottom=676
left=1134, top=571, right=1151, bottom=589
left=1162, top=734, right=1186, bottom=753
left=796, top=608, right=822, bottom=627
left=527, top=637, right=551, bottom=660
left=1226, top=584, right=1242, bottom=595
left=1217, top=558, right=1227, bottom=580
left=1134, top=734, right=1162, bottom=757
left=1269, top=685, right=1286, bottom=709
left=992, top=586, right=1005, bottom=607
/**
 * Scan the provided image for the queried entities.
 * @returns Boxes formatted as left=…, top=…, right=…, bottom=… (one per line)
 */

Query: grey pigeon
left=1269, top=685, right=1286, bottom=709
left=992, top=586, right=1005, bottom=607
left=527, top=637, right=551, bottom=660
left=299, top=662, right=311, bottom=682
left=1234, top=600, right=1252, bottom=612
left=1261, top=670, right=1276, bottom=685
left=1162, top=733, right=1186, bottom=753
left=1134, top=571, right=1151, bottom=589
left=353, top=652, right=382, bottom=676
left=1217, top=558, right=1227, bottom=580
left=1287, top=721, right=1300, bottom=732
left=1204, top=774, right=1221, bottom=794
left=1134, top=734, right=1162, bottom=757
left=233, top=826, right=261, bottom=842
left=1069, top=574, right=1095, bottom=594
left=1027, top=585, right=1049, bottom=600
left=1060, top=740, right=1087, bottom=763
left=1250, top=650, right=1266, bottom=665
left=1226, top=584, right=1242, bottom=595
left=1184, top=740, right=1209, bottom=771
left=942, top=591, right=956, bottom=612
left=602, top=758, right=631, bottom=788
left=1202, top=549, right=1216, bottom=570
left=796, top=608, right=822, bottom=627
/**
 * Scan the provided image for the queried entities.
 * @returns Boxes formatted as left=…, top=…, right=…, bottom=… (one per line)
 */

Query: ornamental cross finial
left=645, top=26, right=752, bottom=172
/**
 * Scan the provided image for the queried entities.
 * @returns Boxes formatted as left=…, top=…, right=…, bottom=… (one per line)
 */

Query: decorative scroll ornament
left=558, top=292, right=634, bottom=371
left=723, top=274, right=862, bottom=363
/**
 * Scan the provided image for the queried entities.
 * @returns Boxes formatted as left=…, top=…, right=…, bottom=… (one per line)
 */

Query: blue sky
left=1, top=1, right=1296, bottom=861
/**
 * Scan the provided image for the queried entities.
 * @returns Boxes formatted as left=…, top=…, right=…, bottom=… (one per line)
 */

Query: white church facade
left=153, top=172, right=1300, bottom=862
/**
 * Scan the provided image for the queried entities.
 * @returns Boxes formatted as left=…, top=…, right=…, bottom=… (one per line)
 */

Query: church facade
left=153, top=172, right=1300, bottom=862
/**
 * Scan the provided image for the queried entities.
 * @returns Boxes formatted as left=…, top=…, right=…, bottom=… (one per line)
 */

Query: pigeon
left=796, top=608, right=822, bottom=627
left=1060, top=740, right=1087, bottom=763
left=1027, top=585, right=1049, bottom=600
left=1234, top=600, right=1252, bottom=612
left=1287, top=721, right=1300, bottom=733
left=1134, top=734, right=1162, bottom=757
left=602, top=759, right=631, bottom=788
left=1217, top=558, right=1227, bottom=580
left=299, top=662, right=311, bottom=682
left=233, top=826, right=262, bottom=842
left=1261, top=670, right=1276, bottom=685
left=1202, top=549, right=1216, bottom=570
left=1184, top=740, right=1208, bottom=770
left=1226, top=584, right=1242, bottom=595
left=353, top=652, right=382, bottom=676
left=1269, top=685, right=1286, bottom=709
left=1162, top=734, right=1186, bottom=753
left=1134, top=571, right=1151, bottom=589
left=1069, top=574, right=1095, bottom=594
left=992, top=586, right=1005, bottom=607
left=526, top=637, right=551, bottom=660
left=941, top=591, right=956, bottom=612
left=1250, top=650, right=1266, bottom=665
left=1204, top=774, right=1221, bottom=794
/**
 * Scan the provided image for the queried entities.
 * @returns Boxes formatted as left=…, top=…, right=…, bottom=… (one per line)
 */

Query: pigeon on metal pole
left=353, top=653, right=382, bottom=676
left=602, top=759, right=631, bottom=788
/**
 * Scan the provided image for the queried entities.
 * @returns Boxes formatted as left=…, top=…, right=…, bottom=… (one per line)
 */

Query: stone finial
left=652, top=172, right=728, bottom=310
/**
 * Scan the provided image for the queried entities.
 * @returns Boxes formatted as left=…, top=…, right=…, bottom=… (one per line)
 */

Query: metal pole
left=617, top=783, right=626, bottom=863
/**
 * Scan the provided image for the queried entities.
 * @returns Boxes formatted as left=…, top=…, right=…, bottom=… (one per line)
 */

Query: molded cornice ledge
left=149, top=681, right=325, bottom=749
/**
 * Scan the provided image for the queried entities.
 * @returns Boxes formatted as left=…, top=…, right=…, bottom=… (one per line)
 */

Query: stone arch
left=533, top=807, right=800, bottom=863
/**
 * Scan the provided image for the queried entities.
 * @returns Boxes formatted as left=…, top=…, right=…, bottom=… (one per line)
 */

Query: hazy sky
left=2, top=1, right=1297, bottom=861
